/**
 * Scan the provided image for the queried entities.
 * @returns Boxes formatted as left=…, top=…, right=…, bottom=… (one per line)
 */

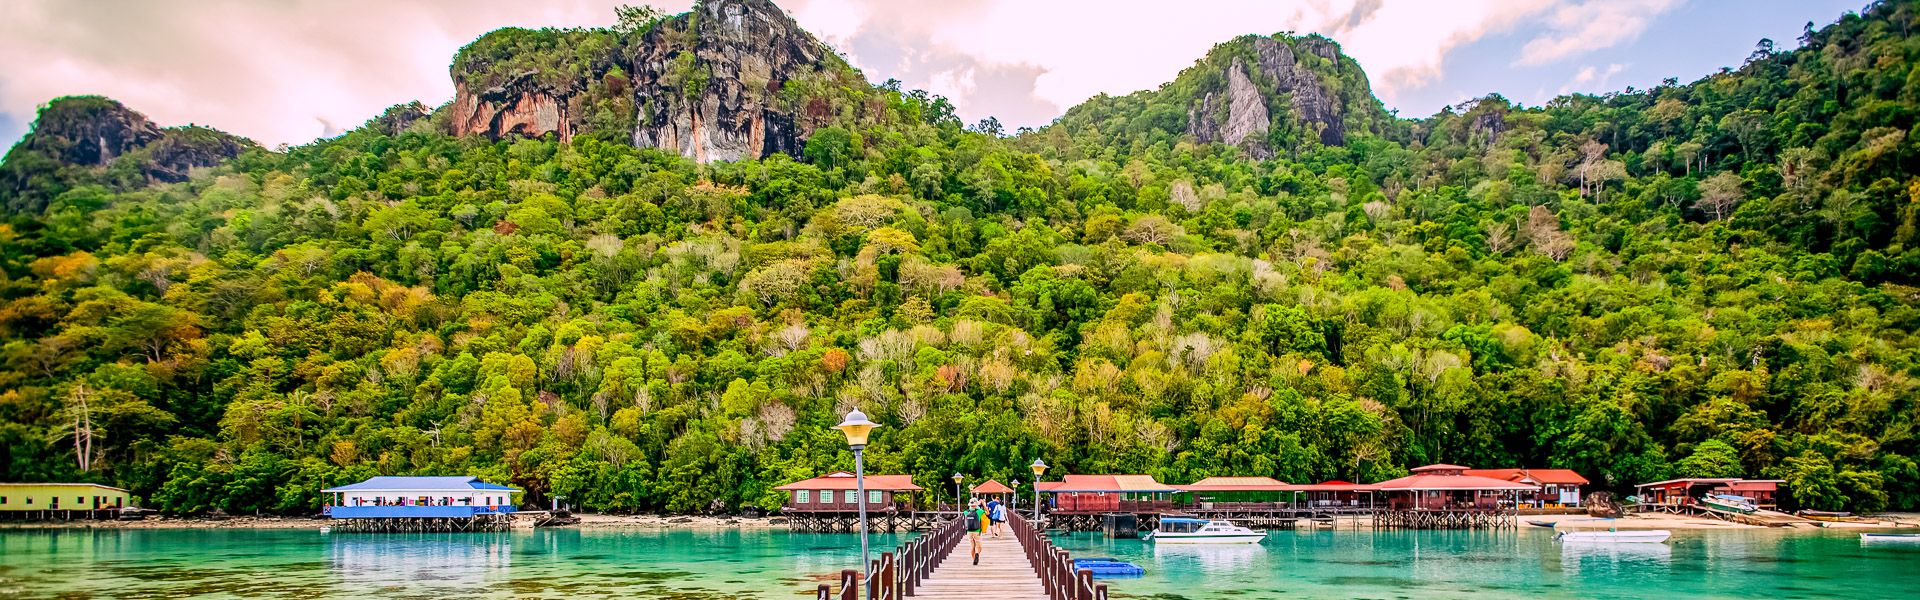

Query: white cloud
left=1516, top=0, right=1681, bottom=66
left=0, top=0, right=689, bottom=148
left=0, top=0, right=1691, bottom=148
left=1558, top=62, right=1628, bottom=94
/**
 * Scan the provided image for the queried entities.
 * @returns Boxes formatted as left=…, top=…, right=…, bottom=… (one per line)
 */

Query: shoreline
left=0, top=513, right=785, bottom=531
left=5, top=511, right=1914, bottom=532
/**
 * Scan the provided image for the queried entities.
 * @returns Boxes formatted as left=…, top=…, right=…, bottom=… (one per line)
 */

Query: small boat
left=1145, top=518, right=1266, bottom=544
left=1559, top=530, right=1672, bottom=543
left=1861, top=533, right=1920, bottom=543
left=1798, top=510, right=1856, bottom=522
left=1072, top=558, right=1145, bottom=577
left=1527, top=520, right=1558, bottom=528
left=1701, top=494, right=1758, bottom=515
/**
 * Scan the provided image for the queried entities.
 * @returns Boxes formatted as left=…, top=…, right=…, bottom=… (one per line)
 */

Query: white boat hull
left=1560, top=530, right=1670, bottom=544
left=1862, top=534, right=1920, bottom=543
left=1149, top=532, right=1267, bottom=544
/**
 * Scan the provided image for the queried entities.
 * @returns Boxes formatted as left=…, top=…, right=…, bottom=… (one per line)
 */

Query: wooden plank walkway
left=911, top=533, right=1045, bottom=599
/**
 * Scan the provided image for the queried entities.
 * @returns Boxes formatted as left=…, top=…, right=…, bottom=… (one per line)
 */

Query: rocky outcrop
left=445, top=0, right=841, bottom=163
left=627, top=0, right=824, bottom=162
left=370, top=102, right=433, bottom=137
left=1191, top=59, right=1274, bottom=158
left=1184, top=34, right=1379, bottom=156
left=136, top=127, right=254, bottom=182
left=1, top=96, right=252, bottom=213
left=12, top=96, right=162, bottom=167
left=449, top=77, right=574, bottom=143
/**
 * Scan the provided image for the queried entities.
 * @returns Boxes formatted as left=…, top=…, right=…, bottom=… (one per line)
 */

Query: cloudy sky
left=0, top=0, right=1856, bottom=150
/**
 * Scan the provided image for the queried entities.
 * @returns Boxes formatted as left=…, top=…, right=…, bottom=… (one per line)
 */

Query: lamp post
left=1012, top=479, right=1020, bottom=513
left=1029, top=458, right=1048, bottom=522
left=835, top=409, right=880, bottom=596
left=952, top=472, right=964, bottom=511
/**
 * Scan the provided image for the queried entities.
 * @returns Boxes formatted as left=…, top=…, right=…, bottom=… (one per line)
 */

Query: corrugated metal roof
left=774, top=471, right=923, bottom=492
left=971, top=479, right=1014, bottom=494
left=0, top=482, right=128, bottom=493
left=1464, top=468, right=1591, bottom=486
left=1177, top=476, right=1291, bottom=492
left=1371, top=473, right=1537, bottom=491
left=322, top=476, right=520, bottom=493
left=1038, top=474, right=1177, bottom=493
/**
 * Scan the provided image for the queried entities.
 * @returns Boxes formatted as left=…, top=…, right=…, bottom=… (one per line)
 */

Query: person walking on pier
left=986, top=497, right=1006, bottom=538
left=966, top=498, right=989, bottom=565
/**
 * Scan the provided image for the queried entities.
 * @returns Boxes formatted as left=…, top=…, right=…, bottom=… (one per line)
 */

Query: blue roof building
left=322, top=476, right=520, bottom=519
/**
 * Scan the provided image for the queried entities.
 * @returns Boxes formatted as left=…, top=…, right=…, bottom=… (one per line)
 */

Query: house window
left=1, top=496, right=7, bottom=504
left=844, top=490, right=857, bottom=503
left=869, top=491, right=881, bottom=504
left=798, top=491, right=811, bottom=504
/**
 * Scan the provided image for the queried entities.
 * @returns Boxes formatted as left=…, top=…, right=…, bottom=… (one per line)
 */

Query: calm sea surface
left=1, top=526, right=1915, bottom=599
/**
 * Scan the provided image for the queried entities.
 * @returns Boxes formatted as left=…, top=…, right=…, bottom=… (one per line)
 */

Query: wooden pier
left=1373, top=508, right=1516, bottom=530
left=812, top=513, right=1111, bottom=600
left=786, top=510, right=944, bottom=533
left=326, top=514, right=514, bottom=533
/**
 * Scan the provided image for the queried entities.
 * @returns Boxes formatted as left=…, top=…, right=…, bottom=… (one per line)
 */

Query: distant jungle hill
left=0, top=0, right=1915, bottom=516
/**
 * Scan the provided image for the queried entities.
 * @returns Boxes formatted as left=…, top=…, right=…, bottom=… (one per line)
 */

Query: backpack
left=964, top=509, right=982, bottom=530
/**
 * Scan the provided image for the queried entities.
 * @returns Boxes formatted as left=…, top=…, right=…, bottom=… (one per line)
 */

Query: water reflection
left=1152, top=542, right=1268, bottom=572
left=327, top=533, right=513, bottom=591
left=1558, top=540, right=1672, bottom=576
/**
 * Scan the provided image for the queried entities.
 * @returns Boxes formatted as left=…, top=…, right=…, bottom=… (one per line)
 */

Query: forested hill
left=0, top=0, right=1917, bottom=516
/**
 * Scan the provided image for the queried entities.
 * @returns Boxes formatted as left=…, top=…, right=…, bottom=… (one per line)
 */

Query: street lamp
left=952, top=472, right=964, bottom=511
left=836, top=408, right=880, bottom=594
left=1029, top=458, right=1048, bottom=522
left=1012, top=479, right=1020, bottom=513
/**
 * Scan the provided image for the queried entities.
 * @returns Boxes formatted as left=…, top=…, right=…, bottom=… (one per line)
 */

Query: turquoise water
left=0, top=527, right=1914, bottom=598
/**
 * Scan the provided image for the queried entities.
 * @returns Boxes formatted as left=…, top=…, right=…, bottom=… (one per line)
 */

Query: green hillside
left=0, top=0, right=1916, bottom=514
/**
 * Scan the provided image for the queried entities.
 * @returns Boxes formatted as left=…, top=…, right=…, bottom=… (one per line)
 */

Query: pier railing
left=815, top=509, right=965, bottom=600
left=1011, top=512, right=1108, bottom=600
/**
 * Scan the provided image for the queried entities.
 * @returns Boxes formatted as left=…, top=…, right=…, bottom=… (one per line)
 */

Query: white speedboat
left=1862, top=533, right=1920, bottom=543
left=1145, top=518, right=1266, bottom=544
left=1558, top=530, right=1672, bottom=543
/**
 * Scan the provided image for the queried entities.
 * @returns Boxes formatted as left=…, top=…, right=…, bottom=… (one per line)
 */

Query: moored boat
left=1861, top=533, right=1920, bottom=543
left=1072, top=558, right=1145, bottom=576
left=1797, top=509, right=1856, bottom=522
left=1701, top=493, right=1758, bottom=514
left=1145, top=517, right=1266, bottom=544
left=1527, top=519, right=1558, bottom=528
left=1559, top=530, right=1672, bottom=543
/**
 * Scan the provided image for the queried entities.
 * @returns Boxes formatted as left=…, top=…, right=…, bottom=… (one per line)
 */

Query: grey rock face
left=447, top=0, right=835, bottom=163
left=1188, top=36, right=1356, bottom=154
left=628, top=0, right=824, bottom=163
left=1250, top=37, right=1345, bottom=147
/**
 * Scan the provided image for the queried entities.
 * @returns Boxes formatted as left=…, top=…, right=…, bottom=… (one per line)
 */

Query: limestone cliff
left=1186, top=35, right=1380, bottom=155
left=1, top=96, right=253, bottom=213
left=1055, top=32, right=1387, bottom=158
left=446, top=0, right=845, bottom=163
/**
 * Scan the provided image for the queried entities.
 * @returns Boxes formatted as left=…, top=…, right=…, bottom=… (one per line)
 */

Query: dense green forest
left=2, top=1, right=1918, bottom=515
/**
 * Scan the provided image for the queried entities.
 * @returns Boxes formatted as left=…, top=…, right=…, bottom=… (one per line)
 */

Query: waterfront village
left=9, top=427, right=1913, bottom=600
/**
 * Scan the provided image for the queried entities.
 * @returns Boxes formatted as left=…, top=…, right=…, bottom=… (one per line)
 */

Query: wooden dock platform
left=912, top=534, right=1045, bottom=599
left=811, top=513, right=1110, bottom=600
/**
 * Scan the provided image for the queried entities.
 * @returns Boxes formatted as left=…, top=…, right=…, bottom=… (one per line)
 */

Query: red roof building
left=776, top=471, right=922, bottom=513
left=1374, top=464, right=1535, bottom=511
left=971, top=479, right=1014, bottom=495
left=1037, top=474, right=1177, bottom=514
left=1636, top=478, right=1784, bottom=509
left=1465, top=468, right=1590, bottom=507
